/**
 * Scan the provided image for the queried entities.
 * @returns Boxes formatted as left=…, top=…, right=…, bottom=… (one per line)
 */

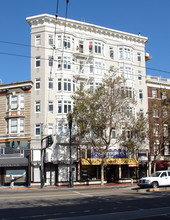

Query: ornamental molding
left=26, top=14, right=148, bottom=44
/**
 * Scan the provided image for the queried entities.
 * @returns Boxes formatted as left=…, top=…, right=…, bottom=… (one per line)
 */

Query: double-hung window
left=64, top=79, right=71, bottom=91
left=35, top=124, right=41, bottom=135
left=58, top=101, right=62, bottom=113
left=138, top=71, right=142, bottom=81
left=35, top=101, right=40, bottom=112
left=58, top=78, right=62, bottom=91
left=137, top=52, right=141, bottom=61
left=48, top=101, right=53, bottom=112
left=11, top=119, right=17, bottom=133
left=63, top=57, right=71, bottom=69
left=89, top=61, right=93, bottom=73
left=35, top=78, right=40, bottom=89
left=11, top=96, right=18, bottom=109
left=20, top=95, right=24, bottom=109
left=95, top=42, right=101, bottom=54
left=48, top=56, right=53, bottom=67
left=95, top=62, right=102, bottom=74
left=36, top=56, right=40, bottom=67
left=57, top=56, right=61, bottom=69
left=79, top=40, right=84, bottom=53
left=48, top=78, right=53, bottom=89
left=64, top=36, right=71, bottom=49
left=58, top=35, right=62, bottom=48
left=48, top=35, right=54, bottom=46
left=35, top=35, right=41, bottom=46
left=139, top=90, right=143, bottom=99
left=64, top=101, right=71, bottom=113
left=110, top=47, right=114, bottom=59
left=152, top=89, right=157, bottom=98
left=20, top=119, right=24, bottom=133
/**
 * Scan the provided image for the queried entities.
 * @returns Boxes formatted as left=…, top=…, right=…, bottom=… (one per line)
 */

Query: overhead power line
left=0, top=50, right=170, bottom=77
left=0, top=40, right=170, bottom=76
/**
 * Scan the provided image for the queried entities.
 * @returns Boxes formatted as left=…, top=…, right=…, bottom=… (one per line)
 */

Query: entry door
left=45, top=164, right=56, bottom=186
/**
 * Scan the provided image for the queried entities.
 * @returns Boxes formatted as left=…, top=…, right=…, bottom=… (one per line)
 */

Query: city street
left=0, top=186, right=170, bottom=219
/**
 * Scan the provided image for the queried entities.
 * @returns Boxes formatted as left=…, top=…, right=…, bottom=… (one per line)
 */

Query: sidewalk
left=0, top=182, right=137, bottom=192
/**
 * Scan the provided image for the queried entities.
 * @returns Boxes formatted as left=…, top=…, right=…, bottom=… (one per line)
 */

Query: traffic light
left=12, top=141, right=15, bottom=148
left=46, top=135, right=53, bottom=148
left=10, top=140, right=18, bottom=148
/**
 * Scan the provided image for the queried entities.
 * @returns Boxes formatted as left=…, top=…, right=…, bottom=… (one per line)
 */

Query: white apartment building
left=26, top=14, right=150, bottom=185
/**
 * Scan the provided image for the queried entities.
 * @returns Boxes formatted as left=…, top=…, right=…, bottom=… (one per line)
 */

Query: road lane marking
left=73, top=191, right=93, bottom=197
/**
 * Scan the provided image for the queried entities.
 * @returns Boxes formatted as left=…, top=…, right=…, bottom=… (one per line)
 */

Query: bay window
left=6, top=118, right=25, bottom=134
left=119, top=47, right=133, bottom=61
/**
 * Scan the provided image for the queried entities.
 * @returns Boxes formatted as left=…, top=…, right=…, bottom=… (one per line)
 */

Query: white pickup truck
left=138, top=170, right=170, bottom=188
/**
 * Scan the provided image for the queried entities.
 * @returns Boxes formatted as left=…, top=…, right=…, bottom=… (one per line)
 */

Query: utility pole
left=40, top=123, right=44, bottom=188
left=68, top=112, right=73, bottom=188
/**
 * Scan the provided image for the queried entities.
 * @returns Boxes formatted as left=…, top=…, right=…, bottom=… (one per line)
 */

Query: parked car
left=138, top=170, right=170, bottom=188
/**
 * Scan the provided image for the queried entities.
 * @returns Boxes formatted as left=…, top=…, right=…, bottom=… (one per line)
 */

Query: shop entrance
left=45, top=163, right=57, bottom=186
left=106, top=165, right=119, bottom=183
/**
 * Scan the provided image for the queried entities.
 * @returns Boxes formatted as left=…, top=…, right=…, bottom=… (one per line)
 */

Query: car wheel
left=152, top=181, right=158, bottom=188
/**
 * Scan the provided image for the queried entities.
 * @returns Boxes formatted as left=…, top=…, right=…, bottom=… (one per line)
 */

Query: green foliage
left=72, top=75, right=140, bottom=152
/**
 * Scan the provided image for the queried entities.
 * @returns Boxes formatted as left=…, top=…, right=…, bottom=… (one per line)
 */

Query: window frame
left=35, top=56, right=40, bottom=68
left=35, top=101, right=41, bottom=113
left=35, top=35, right=41, bottom=46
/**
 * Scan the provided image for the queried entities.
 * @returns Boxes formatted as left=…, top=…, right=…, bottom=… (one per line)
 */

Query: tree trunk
left=101, top=160, right=105, bottom=186
left=153, top=161, right=156, bottom=173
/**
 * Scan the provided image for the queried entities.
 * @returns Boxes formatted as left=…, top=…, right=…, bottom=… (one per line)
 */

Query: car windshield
left=150, top=172, right=161, bottom=177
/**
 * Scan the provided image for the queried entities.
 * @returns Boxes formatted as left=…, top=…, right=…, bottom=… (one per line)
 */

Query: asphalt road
left=0, top=186, right=170, bottom=220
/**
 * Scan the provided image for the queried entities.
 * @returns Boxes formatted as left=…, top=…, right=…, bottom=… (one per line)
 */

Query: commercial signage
left=92, top=150, right=126, bottom=159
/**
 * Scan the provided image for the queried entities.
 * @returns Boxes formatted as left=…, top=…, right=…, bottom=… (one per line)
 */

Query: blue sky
left=0, top=0, right=170, bottom=83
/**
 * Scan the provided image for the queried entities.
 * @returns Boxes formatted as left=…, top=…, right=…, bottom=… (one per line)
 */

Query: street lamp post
left=68, top=112, right=73, bottom=188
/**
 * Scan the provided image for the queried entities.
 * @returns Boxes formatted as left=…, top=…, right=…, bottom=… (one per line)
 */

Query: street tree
left=72, top=75, right=148, bottom=185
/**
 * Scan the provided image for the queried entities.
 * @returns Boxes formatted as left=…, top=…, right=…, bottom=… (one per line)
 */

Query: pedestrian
left=10, top=175, right=14, bottom=188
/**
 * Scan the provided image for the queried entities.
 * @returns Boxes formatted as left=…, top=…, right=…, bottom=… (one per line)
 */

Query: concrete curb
left=137, top=186, right=170, bottom=193
left=0, top=183, right=136, bottom=192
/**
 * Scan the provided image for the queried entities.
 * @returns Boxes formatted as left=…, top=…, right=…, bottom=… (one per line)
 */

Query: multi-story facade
left=26, top=14, right=150, bottom=185
left=146, top=75, right=170, bottom=173
left=0, top=81, right=33, bottom=186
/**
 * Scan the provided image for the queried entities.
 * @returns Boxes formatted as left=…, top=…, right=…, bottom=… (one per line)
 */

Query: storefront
left=0, top=157, right=30, bottom=186
left=81, top=157, right=138, bottom=183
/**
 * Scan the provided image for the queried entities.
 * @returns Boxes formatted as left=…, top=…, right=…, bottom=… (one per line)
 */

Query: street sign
left=20, top=140, right=28, bottom=149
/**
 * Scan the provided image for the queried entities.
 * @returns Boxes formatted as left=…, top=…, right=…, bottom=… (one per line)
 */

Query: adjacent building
left=146, top=75, right=170, bottom=173
left=0, top=81, right=33, bottom=186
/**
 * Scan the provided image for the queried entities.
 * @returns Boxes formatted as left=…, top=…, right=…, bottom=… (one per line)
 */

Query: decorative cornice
left=26, top=14, right=148, bottom=44
left=0, top=80, right=33, bottom=93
